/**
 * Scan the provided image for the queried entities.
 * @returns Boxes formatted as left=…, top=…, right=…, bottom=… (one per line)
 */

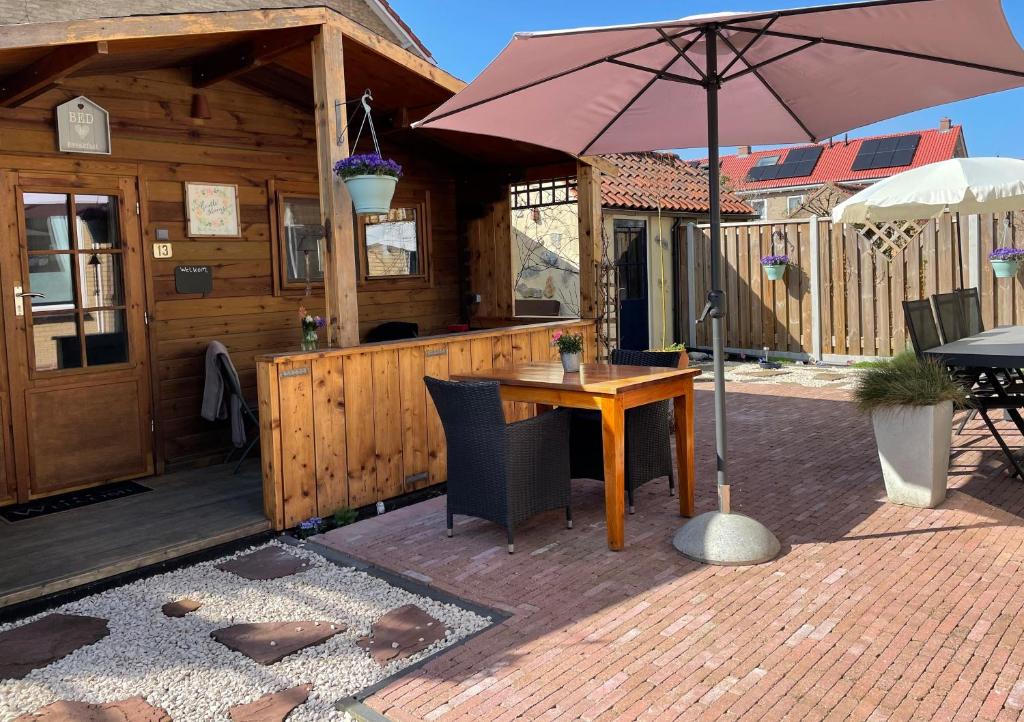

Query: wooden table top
left=453, top=362, right=701, bottom=395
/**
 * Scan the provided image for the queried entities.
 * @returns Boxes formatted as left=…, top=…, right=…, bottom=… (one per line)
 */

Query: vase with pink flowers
left=551, top=329, right=584, bottom=373
left=298, top=305, right=327, bottom=351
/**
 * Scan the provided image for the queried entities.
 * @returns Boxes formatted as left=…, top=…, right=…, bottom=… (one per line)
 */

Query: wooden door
left=0, top=171, right=154, bottom=501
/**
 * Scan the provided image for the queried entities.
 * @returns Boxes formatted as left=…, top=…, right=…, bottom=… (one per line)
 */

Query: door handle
left=13, top=286, right=44, bottom=317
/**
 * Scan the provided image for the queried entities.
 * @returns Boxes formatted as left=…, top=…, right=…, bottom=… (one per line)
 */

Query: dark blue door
left=614, top=219, right=649, bottom=351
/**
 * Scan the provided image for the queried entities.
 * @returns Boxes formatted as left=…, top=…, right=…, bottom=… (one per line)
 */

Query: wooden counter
left=256, top=319, right=597, bottom=529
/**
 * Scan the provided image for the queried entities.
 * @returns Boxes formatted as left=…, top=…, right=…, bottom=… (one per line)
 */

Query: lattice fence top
left=855, top=219, right=926, bottom=261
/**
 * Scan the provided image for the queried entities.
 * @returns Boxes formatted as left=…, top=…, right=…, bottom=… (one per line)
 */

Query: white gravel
left=0, top=540, right=491, bottom=721
left=694, top=359, right=862, bottom=390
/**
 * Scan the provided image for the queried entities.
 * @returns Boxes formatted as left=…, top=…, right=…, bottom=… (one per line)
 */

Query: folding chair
left=218, top=353, right=260, bottom=474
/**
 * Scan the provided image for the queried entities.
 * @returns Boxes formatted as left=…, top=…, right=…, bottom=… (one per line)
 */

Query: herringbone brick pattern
left=319, top=382, right=1024, bottom=721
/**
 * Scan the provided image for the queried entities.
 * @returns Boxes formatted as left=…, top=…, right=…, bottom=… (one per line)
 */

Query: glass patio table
left=452, top=361, right=701, bottom=551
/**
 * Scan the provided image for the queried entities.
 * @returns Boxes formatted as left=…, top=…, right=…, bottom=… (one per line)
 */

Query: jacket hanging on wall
left=201, top=341, right=246, bottom=448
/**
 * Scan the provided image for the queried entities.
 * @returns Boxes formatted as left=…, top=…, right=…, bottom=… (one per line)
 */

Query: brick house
left=714, top=118, right=968, bottom=220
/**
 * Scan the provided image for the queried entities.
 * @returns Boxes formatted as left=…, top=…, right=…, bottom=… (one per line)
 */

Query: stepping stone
left=812, top=372, right=844, bottom=382
left=162, top=598, right=202, bottom=618
left=734, top=369, right=790, bottom=378
left=0, top=613, right=109, bottom=680
left=229, top=683, right=312, bottom=722
left=211, top=621, right=345, bottom=665
left=13, top=696, right=170, bottom=721
left=357, top=605, right=447, bottom=666
left=216, top=547, right=310, bottom=580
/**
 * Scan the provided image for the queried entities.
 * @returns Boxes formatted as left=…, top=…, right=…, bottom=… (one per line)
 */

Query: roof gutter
left=365, top=0, right=436, bottom=64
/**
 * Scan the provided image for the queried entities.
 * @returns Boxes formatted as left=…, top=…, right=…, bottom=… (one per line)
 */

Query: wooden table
left=453, top=362, right=701, bottom=550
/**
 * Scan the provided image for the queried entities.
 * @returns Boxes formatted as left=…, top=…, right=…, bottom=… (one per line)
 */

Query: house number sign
left=56, top=96, right=111, bottom=155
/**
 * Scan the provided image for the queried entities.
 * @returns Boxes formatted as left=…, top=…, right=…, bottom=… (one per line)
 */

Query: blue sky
left=391, top=0, right=1024, bottom=159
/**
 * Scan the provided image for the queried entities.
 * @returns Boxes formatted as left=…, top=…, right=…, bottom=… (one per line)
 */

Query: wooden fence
left=680, top=212, right=1024, bottom=359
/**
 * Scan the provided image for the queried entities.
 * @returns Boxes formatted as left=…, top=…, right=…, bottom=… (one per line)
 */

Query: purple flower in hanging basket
left=333, top=153, right=403, bottom=180
left=760, top=255, right=789, bottom=267
left=988, top=248, right=1024, bottom=262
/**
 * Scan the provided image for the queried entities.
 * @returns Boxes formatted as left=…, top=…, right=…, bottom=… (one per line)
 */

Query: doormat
left=0, top=481, right=151, bottom=523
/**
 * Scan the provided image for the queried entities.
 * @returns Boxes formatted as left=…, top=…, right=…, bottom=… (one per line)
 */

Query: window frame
left=749, top=199, right=767, bottom=220
left=274, top=191, right=325, bottom=294
left=787, top=195, right=806, bottom=215
left=356, top=191, right=432, bottom=289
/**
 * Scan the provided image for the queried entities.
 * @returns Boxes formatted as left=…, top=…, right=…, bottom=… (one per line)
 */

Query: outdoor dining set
left=424, top=349, right=699, bottom=553
left=905, top=289, right=1024, bottom=479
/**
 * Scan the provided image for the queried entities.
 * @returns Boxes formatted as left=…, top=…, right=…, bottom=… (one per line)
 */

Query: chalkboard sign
left=175, top=265, right=214, bottom=295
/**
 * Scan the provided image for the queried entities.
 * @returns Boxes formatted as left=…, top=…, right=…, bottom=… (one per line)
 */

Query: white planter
left=871, top=401, right=953, bottom=508
left=342, top=174, right=398, bottom=214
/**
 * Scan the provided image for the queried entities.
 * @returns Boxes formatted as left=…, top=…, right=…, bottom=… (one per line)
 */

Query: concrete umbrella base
left=673, top=511, right=781, bottom=566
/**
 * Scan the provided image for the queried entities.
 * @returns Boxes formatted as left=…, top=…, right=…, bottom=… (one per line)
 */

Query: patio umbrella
left=832, top=157, right=1024, bottom=287
left=415, top=0, right=1024, bottom=565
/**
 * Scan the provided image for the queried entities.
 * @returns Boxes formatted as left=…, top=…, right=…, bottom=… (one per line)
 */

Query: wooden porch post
left=577, top=160, right=603, bottom=321
left=312, top=22, right=359, bottom=347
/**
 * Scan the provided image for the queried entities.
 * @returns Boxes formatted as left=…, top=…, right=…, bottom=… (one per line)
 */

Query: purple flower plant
left=298, top=517, right=323, bottom=530
left=333, top=153, right=403, bottom=180
left=760, top=255, right=789, bottom=267
left=988, top=248, right=1024, bottom=262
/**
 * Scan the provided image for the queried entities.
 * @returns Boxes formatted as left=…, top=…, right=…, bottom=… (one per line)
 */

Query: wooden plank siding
left=681, top=213, right=1024, bottom=359
left=0, top=67, right=465, bottom=468
left=256, top=319, right=597, bottom=529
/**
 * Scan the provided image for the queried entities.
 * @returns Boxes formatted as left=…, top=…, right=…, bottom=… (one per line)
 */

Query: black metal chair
left=569, top=349, right=680, bottom=513
left=958, top=287, right=984, bottom=337
left=365, top=321, right=418, bottom=343
left=218, top=352, right=260, bottom=474
left=932, top=291, right=969, bottom=345
left=906, top=300, right=1024, bottom=479
left=424, top=377, right=572, bottom=553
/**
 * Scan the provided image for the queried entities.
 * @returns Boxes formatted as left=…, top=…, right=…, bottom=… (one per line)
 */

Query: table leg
left=599, top=396, right=626, bottom=551
left=674, top=379, right=695, bottom=518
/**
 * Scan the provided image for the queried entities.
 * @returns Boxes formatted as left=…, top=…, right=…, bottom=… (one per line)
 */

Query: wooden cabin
left=0, top=7, right=605, bottom=535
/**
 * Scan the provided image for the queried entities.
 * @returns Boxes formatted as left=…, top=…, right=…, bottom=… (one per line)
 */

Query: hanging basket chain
left=335, top=89, right=382, bottom=156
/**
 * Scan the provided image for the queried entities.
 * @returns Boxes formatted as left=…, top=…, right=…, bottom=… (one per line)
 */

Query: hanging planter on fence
left=760, top=255, right=789, bottom=281
left=334, top=154, right=402, bottom=214
left=989, top=247, right=1024, bottom=278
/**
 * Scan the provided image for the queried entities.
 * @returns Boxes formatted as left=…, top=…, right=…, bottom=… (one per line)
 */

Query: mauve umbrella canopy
left=415, top=0, right=1024, bottom=154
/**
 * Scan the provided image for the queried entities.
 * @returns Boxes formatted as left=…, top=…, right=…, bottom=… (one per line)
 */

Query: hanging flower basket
left=333, top=154, right=403, bottom=214
left=989, top=248, right=1024, bottom=278
left=761, top=255, right=789, bottom=281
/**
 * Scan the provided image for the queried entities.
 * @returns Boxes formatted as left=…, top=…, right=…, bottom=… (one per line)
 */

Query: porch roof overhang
left=0, top=6, right=593, bottom=174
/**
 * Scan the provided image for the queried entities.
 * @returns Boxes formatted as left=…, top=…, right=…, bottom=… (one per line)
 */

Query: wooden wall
left=465, top=194, right=514, bottom=322
left=0, top=66, right=464, bottom=468
left=257, top=319, right=598, bottom=529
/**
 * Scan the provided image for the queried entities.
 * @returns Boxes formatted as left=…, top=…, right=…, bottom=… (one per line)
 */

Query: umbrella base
left=673, top=511, right=781, bottom=566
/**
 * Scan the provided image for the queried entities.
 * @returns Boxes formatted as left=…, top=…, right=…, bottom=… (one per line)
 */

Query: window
left=277, top=194, right=324, bottom=291
left=787, top=195, right=805, bottom=215
left=358, top=196, right=430, bottom=283
left=750, top=199, right=767, bottom=219
left=755, top=155, right=781, bottom=167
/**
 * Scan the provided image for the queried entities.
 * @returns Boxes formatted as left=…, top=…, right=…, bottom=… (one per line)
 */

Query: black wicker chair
left=569, top=349, right=680, bottom=513
left=424, top=377, right=572, bottom=553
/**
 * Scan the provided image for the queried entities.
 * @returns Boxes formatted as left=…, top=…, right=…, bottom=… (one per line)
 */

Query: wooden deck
left=0, top=462, right=269, bottom=609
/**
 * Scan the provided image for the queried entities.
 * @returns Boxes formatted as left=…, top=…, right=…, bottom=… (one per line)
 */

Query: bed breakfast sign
left=56, top=96, right=111, bottom=155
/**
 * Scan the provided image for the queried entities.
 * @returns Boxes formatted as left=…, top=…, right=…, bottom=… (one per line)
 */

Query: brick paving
left=318, top=382, right=1024, bottom=721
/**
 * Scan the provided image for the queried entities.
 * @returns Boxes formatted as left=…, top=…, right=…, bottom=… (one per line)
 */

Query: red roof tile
left=600, top=152, right=753, bottom=215
left=718, top=126, right=965, bottom=192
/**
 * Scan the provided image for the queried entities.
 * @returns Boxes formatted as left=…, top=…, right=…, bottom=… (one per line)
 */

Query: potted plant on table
left=760, top=254, right=789, bottom=281
left=333, top=153, right=403, bottom=214
left=853, top=352, right=966, bottom=508
left=298, top=305, right=327, bottom=351
left=988, top=247, right=1024, bottom=278
left=552, top=329, right=584, bottom=373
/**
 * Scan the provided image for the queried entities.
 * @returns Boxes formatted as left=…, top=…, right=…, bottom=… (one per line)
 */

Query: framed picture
left=185, top=182, right=241, bottom=238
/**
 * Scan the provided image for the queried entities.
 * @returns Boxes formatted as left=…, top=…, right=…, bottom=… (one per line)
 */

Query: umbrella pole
left=672, top=27, right=780, bottom=566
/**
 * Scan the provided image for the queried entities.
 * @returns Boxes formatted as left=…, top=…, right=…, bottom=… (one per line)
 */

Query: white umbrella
left=832, top=157, right=1024, bottom=287
left=832, top=157, right=1024, bottom=224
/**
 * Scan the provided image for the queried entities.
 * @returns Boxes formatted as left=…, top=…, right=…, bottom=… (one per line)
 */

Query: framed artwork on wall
left=185, top=182, right=241, bottom=238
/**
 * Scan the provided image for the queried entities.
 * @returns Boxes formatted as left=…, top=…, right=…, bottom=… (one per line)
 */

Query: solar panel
left=851, top=134, right=921, bottom=171
left=745, top=145, right=823, bottom=182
